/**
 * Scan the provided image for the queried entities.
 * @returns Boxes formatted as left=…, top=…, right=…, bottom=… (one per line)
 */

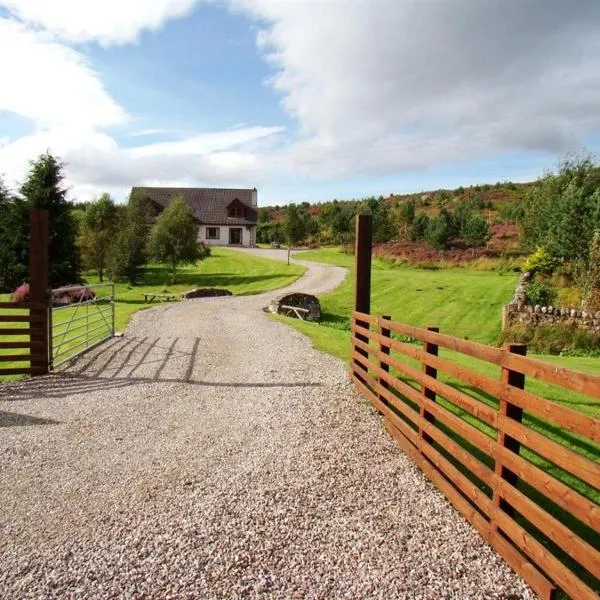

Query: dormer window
left=227, top=198, right=245, bottom=219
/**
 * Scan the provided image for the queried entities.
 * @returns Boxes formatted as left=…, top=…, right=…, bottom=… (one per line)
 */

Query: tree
left=258, top=207, right=271, bottom=223
left=19, top=152, right=80, bottom=286
left=109, top=192, right=152, bottom=284
left=78, top=193, right=118, bottom=281
left=462, top=216, right=490, bottom=250
left=0, top=180, right=28, bottom=290
left=285, top=204, right=305, bottom=264
left=393, top=199, right=415, bottom=236
left=357, top=196, right=396, bottom=243
left=582, top=230, right=600, bottom=312
left=148, top=196, right=207, bottom=284
left=522, top=154, right=600, bottom=264
left=411, top=212, right=430, bottom=241
left=425, top=209, right=455, bottom=251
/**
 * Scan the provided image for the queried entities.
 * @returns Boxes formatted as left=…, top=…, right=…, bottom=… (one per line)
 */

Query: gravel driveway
left=0, top=250, right=533, bottom=599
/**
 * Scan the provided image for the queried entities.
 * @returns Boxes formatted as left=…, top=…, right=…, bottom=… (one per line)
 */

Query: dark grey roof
left=132, top=187, right=257, bottom=225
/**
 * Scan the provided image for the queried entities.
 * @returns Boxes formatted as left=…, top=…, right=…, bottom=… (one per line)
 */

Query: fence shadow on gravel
left=0, top=409, right=59, bottom=427
left=2, top=374, right=323, bottom=403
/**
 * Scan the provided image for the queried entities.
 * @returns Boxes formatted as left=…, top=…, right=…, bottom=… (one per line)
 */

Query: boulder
left=269, top=292, right=321, bottom=322
left=180, top=288, right=232, bottom=300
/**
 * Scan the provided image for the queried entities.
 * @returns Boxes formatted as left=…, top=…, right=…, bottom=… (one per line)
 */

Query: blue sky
left=1, top=0, right=599, bottom=206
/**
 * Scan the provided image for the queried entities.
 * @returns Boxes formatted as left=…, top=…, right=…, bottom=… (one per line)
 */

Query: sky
left=0, top=0, right=599, bottom=206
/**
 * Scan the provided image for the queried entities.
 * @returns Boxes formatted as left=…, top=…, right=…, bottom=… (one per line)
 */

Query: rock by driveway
left=0, top=252, right=534, bottom=599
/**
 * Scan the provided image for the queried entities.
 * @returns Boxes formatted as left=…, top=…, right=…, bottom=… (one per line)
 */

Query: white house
left=131, top=186, right=258, bottom=247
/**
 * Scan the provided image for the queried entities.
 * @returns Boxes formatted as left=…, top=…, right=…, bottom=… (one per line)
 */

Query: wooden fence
left=0, top=301, right=49, bottom=376
left=350, top=311, right=600, bottom=600
left=0, top=209, right=50, bottom=377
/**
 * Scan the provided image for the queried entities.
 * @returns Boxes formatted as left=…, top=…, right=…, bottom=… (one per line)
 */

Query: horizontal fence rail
left=51, top=283, right=115, bottom=368
left=350, top=310, right=600, bottom=600
left=0, top=301, right=48, bottom=377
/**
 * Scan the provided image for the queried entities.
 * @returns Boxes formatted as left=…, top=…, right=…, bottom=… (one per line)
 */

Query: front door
left=229, top=228, right=243, bottom=245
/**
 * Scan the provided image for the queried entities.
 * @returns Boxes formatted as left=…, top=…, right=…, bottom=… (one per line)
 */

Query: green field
left=290, top=248, right=600, bottom=373
left=1, top=248, right=305, bottom=377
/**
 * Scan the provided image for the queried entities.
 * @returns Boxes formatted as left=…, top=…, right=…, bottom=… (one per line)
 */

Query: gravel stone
left=0, top=250, right=535, bottom=599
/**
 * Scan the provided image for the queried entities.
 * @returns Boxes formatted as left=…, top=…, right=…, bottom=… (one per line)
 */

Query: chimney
left=251, top=187, right=257, bottom=207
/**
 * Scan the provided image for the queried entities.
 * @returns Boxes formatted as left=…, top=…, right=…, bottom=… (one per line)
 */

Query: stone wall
left=503, top=303, right=600, bottom=334
left=502, top=270, right=600, bottom=334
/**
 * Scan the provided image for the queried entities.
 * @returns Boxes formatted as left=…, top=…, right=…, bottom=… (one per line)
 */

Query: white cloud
left=0, top=125, right=279, bottom=200
left=1, top=0, right=199, bottom=45
left=127, top=126, right=284, bottom=158
left=231, top=0, right=600, bottom=177
left=3, top=0, right=600, bottom=202
left=0, top=18, right=127, bottom=128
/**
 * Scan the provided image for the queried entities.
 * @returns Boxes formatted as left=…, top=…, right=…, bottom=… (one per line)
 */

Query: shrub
left=500, top=323, right=600, bottom=355
left=521, top=247, right=559, bottom=274
left=10, top=283, right=30, bottom=303
left=411, top=213, right=430, bottom=241
left=525, top=282, right=557, bottom=306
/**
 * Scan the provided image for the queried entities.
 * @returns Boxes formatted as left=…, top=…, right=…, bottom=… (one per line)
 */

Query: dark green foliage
left=357, top=196, right=396, bottom=243
left=525, top=282, right=557, bottom=306
left=522, top=154, right=600, bottom=265
left=471, top=192, right=485, bottom=209
left=319, top=200, right=355, bottom=242
left=109, top=192, right=152, bottom=285
left=258, top=207, right=271, bottom=223
left=453, top=201, right=474, bottom=234
left=19, top=152, right=81, bottom=286
left=501, top=323, right=599, bottom=355
left=148, top=196, right=206, bottom=284
left=393, top=198, right=415, bottom=235
left=462, top=216, right=490, bottom=248
left=0, top=180, right=28, bottom=290
left=582, top=230, right=600, bottom=312
left=411, top=212, right=430, bottom=241
left=256, top=222, right=284, bottom=244
left=78, top=193, right=118, bottom=281
left=285, top=204, right=306, bottom=246
left=498, top=199, right=526, bottom=224
left=425, top=208, right=456, bottom=250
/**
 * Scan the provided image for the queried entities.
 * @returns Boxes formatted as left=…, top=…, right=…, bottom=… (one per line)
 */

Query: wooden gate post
left=420, top=326, right=439, bottom=444
left=379, top=315, right=391, bottom=394
left=28, top=209, right=49, bottom=375
left=493, top=343, right=527, bottom=516
left=353, top=215, right=372, bottom=379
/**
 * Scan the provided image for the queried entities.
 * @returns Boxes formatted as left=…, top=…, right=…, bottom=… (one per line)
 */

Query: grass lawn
left=0, top=248, right=305, bottom=378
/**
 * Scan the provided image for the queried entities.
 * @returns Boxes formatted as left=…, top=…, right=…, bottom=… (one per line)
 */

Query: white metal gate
left=50, top=283, right=115, bottom=368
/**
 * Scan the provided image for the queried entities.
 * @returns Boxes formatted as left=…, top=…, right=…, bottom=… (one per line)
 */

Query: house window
left=229, top=206, right=242, bottom=218
left=206, top=227, right=220, bottom=240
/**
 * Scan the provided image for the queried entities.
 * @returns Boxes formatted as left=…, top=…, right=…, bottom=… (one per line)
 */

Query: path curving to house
left=0, top=251, right=534, bottom=599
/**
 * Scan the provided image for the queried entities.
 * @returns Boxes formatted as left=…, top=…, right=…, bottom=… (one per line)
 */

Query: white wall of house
left=197, top=225, right=254, bottom=247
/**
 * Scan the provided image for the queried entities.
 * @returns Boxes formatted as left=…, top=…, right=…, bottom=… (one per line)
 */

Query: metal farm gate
left=50, top=283, right=115, bottom=368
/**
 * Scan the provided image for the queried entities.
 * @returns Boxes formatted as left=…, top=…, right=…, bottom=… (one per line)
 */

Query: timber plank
left=502, top=419, right=600, bottom=489
left=497, top=446, right=600, bottom=531
left=495, top=478, right=600, bottom=580
left=502, top=352, right=600, bottom=399
left=351, top=333, right=499, bottom=426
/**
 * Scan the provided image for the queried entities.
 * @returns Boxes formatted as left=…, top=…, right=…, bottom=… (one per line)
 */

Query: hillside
left=259, top=181, right=534, bottom=261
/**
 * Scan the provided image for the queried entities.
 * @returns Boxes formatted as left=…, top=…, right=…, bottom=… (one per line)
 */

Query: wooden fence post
left=420, top=326, right=439, bottom=444
left=28, top=209, right=49, bottom=375
left=353, top=215, right=372, bottom=380
left=378, top=315, right=391, bottom=406
left=494, top=343, right=527, bottom=516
